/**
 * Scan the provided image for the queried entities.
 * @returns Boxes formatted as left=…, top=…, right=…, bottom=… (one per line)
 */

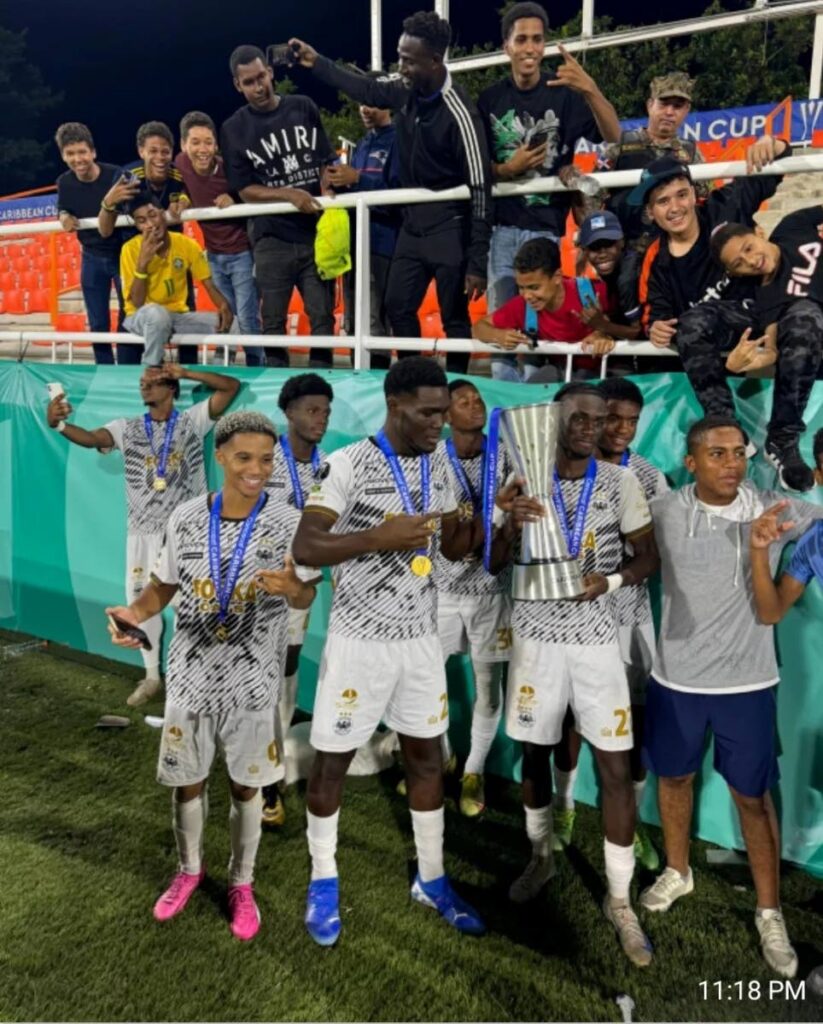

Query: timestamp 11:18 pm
left=699, top=980, right=806, bottom=1001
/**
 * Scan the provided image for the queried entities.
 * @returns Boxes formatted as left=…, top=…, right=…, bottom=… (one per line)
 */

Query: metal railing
left=2, top=154, right=821, bottom=378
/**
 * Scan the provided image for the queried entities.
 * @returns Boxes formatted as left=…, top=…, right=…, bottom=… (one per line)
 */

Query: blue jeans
left=208, top=249, right=265, bottom=367
left=80, top=250, right=125, bottom=365
left=488, top=225, right=558, bottom=383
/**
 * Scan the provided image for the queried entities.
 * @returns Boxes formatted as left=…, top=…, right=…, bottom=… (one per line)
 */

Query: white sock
left=279, top=672, right=298, bottom=734
left=173, top=791, right=205, bottom=875
left=228, top=791, right=262, bottom=886
left=464, top=661, right=502, bottom=775
left=140, top=614, right=163, bottom=678
left=604, top=838, right=635, bottom=904
left=307, top=809, right=339, bottom=880
left=411, top=807, right=445, bottom=883
left=524, top=804, right=553, bottom=859
left=553, top=765, right=578, bottom=810
left=633, top=778, right=647, bottom=813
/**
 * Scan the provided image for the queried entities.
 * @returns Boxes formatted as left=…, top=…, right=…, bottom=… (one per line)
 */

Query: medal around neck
left=498, top=402, right=585, bottom=600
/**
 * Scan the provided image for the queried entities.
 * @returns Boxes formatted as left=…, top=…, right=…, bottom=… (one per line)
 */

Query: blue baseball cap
left=578, top=210, right=624, bottom=248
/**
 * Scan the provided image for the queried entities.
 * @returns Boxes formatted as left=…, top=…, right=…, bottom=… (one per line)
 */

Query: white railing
left=2, top=154, right=821, bottom=378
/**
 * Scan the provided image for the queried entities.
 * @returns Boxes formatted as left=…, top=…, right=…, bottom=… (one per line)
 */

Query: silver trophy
left=499, top=402, right=584, bottom=600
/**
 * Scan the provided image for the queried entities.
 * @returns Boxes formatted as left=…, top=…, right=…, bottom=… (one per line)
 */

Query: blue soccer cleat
left=410, top=873, right=486, bottom=936
left=305, top=877, right=342, bottom=947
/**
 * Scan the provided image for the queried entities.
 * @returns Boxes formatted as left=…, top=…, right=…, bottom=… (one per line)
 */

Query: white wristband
left=53, top=420, right=66, bottom=433
left=605, top=572, right=623, bottom=594
left=492, top=504, right=506, bottom=529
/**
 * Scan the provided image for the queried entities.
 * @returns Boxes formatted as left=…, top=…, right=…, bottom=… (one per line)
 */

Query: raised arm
left=46, top=394, right=115, bottom=450
left=159, top=364, right=240, bottom=418
left=290, top=40, right=411, bottom=110
left=749, top=501, right=806, bottom=624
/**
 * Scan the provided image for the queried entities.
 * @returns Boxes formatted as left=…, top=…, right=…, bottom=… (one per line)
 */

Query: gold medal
left=153, top=477, right=167, bottom=492
left=410, top=555, right=432, bottom=577
left=215, top=623, right=229, bottom=642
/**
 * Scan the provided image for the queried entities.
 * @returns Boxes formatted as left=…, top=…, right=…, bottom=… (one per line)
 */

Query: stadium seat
left=3, top=290, right=26, bottom=314
left=57, top=313, right=87, bottom=331
left=0, top=271, right=15, bottom=290
left=19, top=270, right=40, bottom=291
left=421, top=311, right=444, bottom=338
left=28, top=289, right=50, bottom=312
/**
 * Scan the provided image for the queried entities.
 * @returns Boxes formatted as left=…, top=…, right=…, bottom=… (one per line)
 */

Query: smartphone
left=107, top=614, right=153, bottom=651
left=267, top=43, right=298, bottom=67
left=46, top=382, right=65, bottom=403
left=528, top=130, right=549, bottom=150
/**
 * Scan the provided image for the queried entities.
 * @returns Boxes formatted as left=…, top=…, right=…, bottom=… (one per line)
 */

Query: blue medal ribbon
left=208, top=491, right=266, bottom=627
left=445, top=436, right=485, bottom=512
left=552, top=457, right=597, bottom=559
left=481, top=407, right=503, bottom=572
left=144, top=409, right=179, bottom=484
left=374, top=429, right=430, bottom=554
left=620, top=449, right=631, bottom=467
left=279, top=434, right=320, bottom=510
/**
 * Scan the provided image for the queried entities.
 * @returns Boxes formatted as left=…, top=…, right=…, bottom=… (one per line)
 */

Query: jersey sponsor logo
left=181, top=551, right=203, bottom=560
left=365, top=485, right=396, bottom=495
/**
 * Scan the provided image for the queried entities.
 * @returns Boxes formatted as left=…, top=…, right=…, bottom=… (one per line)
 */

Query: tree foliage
left=0, top=26, right=61, bottom=196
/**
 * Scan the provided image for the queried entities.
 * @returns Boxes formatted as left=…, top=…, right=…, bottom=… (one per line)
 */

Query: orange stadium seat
left=57, top=313, right=87, bottom=331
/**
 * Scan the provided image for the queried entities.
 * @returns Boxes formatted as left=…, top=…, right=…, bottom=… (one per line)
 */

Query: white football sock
left=524, top=804, right=553, bottom=859
left=307, top=809, right=339, bottom=881
left=279, top=672, right=298, bottom=735
left=228, top=791, right=262, bottom=886
left=464, top=661, right=502, bottom=775
left=140, top=614, right=163, bottom=677
left=411, top=807, right=445, bottom=883
left=604, top=838, right=635, bottom=904
left=173, top=791, right=205, bottom=875
left=553, top=765, right=578, bottom=810
left=633, top=778, right=647, bottom=812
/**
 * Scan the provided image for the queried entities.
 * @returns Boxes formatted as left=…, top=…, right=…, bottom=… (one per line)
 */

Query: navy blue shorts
left=642, top=678, right=779, bottom=797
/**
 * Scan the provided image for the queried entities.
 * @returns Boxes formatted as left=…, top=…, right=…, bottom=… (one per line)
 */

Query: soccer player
left=549, top=379, right=669, bottom=869
left=491, top=384, right=659, bottom=968
left=710, top=209, right=823, bottom=491
left=260, top=372, right=333, bottom=827
left=291, top=357, right=511, bottom=946
left=106, top=410, right=317, bottom=941
left=434, top=379, right=511, bottom=817
left=46, top=364, right=239, bottom=705
left=641, top=415, right=823, bottom=978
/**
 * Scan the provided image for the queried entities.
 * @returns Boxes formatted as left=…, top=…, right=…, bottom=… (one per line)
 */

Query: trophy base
left=513, top=559, right=585, bottom=601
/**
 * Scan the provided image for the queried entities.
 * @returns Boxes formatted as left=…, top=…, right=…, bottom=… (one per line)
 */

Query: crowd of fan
left=54, top=3, right=821, bottom=490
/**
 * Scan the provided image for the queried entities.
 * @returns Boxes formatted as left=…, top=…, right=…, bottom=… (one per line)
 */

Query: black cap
left=627, top=156, right=693, bottom=207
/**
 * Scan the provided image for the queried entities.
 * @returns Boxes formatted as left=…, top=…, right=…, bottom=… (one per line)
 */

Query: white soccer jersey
left=303, top=438, right=458, bottom=641
left=266, top=440, right=328, bottom=509
left=104, top=400, right=213, bottom=536
left=612, top=451, right=669, bottom=628
left=511, top=460, right=651, bottom=646
left=432, top=439, right=511, bottom=597
left=151, top=493, right=302, bottom=714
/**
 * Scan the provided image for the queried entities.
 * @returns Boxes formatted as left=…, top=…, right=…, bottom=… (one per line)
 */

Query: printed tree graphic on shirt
left=490, top=108, right=561, bottom=207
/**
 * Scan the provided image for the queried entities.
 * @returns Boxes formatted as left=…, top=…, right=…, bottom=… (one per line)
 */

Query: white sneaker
left=508, top=854, right=555, bottom=904
left=756, top=910, right=798, bottom=978
left=126, top=677, right=162, bottom=708
left=604, top=897, right=653, bottom=967
left=640, top=866, right=694, bottom=912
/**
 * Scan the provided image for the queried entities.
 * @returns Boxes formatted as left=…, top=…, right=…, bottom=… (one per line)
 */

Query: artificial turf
left=1, top=638, right=821, bottom=1023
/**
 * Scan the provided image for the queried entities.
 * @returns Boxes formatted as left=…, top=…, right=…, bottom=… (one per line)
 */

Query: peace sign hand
left=547, top=43, right=596, bottom=96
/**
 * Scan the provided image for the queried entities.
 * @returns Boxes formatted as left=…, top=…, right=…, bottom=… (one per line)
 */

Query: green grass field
left=1, top=637, right=822, bottom=1023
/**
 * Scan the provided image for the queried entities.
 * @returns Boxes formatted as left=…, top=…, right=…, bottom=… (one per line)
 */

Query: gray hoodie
left=651, top=482, right=823, bottom=693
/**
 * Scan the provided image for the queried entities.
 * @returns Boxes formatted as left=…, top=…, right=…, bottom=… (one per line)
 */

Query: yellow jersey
left=120, top=232, right=211, bottom=316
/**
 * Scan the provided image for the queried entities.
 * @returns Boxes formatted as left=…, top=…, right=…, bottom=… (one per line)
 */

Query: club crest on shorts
left=163, top=754, right=179, bottom=769
left=167, top=725, right=183, bottom=743
left=516, top=684, right=537, bottom=727
left=336, top=688, right=358, bottom=707
left=333, top=714, right=353, bottom=737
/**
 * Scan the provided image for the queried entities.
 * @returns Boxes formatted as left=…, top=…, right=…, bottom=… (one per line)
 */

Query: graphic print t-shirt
left=152, top=494, right=300, bottom=713
left=754, top=205, right=823, bottom=323
left=104, top=400, right=213, bottom=536
left=303, top=438, right=458, bottom=640
left=611, top=452, right=668, bottom=628
left=511, top=460, right=651, bottom=645
left=221, top=97, right=335, bottom=245
left=266, top=440, right=328, bottom=509
left=477, top=73, right=600, bottom=235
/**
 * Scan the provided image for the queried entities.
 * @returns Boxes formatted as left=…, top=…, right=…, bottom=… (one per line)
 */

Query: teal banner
left=2, top=364, right=821, bottom=876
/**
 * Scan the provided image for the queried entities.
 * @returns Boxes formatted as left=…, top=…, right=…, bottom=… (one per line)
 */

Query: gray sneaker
left=756, top=910, right=798, bottom=978
left=640, top=866, right=694, bottom=912
left=604, top=897, right=653, bottom=967
left=126, top=677, right=162, bottom=708
left=508, top=854, right=556, bottom=904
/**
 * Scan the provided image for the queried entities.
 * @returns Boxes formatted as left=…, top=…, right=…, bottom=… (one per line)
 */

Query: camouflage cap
left=649, top=72, right=695, bottom=101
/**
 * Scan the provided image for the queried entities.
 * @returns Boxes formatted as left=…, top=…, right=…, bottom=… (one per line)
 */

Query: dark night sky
left=8, top=1, right=711, bottom=181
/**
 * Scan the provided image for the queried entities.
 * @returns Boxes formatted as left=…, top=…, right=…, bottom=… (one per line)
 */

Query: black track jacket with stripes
left=312, top=56, right=492, bottom=277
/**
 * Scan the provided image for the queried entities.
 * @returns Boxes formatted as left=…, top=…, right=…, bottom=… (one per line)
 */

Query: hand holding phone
left=528, top=130, right=549, bottom=150
left=106, top=610, right=153, bottom=651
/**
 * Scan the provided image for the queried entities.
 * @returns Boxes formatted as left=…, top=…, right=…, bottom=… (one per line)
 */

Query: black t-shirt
left=477, top=72, right=600, bottom=235
left=220, top=96, right=335, bottom=245
left=755, top=205, right=823, bottom=323
left=56, top=162, right=124, bottom=257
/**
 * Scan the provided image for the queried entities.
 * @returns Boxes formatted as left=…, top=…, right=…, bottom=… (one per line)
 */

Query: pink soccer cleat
left=228, top=884, right=261, bottom=941
left=152, top=867, right=205, bottom=922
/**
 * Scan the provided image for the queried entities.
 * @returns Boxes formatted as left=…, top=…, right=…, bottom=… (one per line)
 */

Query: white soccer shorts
left=310, top=633, right=448, bottom=752
left=437, top=591, right=513, bottom=663
left=157, top=702, right=284, bottom=788
left=617, top=619, right=656, bottom=706
left=126, top=532, right=164, bottom=603
left=505, top=636, right=633, bottom=752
